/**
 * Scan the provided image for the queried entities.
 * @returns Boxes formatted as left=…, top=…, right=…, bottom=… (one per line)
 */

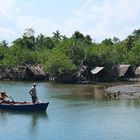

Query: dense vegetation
left=0, top=28, right=140, bottom=77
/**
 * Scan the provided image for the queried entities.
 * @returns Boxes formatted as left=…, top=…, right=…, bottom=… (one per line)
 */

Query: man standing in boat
left=29, top=83, right=38, bottom=103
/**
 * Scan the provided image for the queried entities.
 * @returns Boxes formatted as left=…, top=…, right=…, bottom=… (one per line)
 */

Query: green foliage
left=52, top=30, right=62, bottom=45
left=0, top=28, right=140, bottom=76
left=126, top=45, right=140, bottom=66
left=35, top=34, right=54, bottom=50
left=0, top=46, right=7, bottom=60
left=101, top=38, right=113, bottom=46
left=132, top=29, right=140, bottom=37
left=72, top=31, right=85, bottom=41
left=1, top=45, right=39, bottom=68
left=123, top=35, right=135, bottom=51
left=0, top=40, right=9, bottom=48
left=44, top=49, right=76, bottom=75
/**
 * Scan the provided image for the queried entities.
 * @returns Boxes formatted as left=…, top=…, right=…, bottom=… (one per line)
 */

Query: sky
left=0, top=0, right=140, bottom=43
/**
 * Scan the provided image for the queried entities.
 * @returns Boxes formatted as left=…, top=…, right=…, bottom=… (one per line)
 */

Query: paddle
left=9, top=96, right=15, bottom=102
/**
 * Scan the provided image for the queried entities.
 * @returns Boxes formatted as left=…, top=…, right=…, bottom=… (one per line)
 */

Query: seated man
left=0, top=91, right=9, bottom=102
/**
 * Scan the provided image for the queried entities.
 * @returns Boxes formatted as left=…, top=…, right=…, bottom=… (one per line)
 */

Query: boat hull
left=0, top=102, right=49, bottom=111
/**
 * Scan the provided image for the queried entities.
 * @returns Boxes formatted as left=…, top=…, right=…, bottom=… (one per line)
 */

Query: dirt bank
left=105, top=84, right=140, bottom=99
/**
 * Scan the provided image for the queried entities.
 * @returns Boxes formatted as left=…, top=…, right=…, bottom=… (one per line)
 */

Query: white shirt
left=29, top=86, right=37, bottom=97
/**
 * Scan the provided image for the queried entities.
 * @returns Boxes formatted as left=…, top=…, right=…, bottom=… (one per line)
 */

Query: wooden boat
left=0, top=101, right=49, bottom=111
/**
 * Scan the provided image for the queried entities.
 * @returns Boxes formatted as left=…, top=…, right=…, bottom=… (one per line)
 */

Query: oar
left=9, top=96, right=15, bottom=102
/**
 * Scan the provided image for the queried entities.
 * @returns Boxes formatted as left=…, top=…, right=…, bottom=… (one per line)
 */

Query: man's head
left=33, top=83, right=36, bottom=86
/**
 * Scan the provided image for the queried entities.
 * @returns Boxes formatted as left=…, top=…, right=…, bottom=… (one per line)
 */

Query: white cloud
left=0, top=27, right=16, bottom=42
left=16, top=16, right=60, bottom=37
left=62, top=0, right=140, bottom=42
left=0, top=0, right=140, bottom=43
left=0, top=0, right=16, bottom=18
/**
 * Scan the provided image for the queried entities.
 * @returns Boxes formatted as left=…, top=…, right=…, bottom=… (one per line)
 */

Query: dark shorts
left=31, top=96, right=37, bottom=103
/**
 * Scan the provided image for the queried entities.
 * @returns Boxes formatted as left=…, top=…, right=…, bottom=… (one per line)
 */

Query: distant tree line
left=0, top=28, right=140, bottom=78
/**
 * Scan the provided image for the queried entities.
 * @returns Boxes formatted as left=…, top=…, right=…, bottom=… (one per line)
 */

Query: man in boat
left=0, top=91, right=9, bottom=102
left=29, top=83, right=38, bottom=103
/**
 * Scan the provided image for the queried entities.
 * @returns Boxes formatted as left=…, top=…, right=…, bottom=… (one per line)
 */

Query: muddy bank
left=105, top=84, right=140, bottom=99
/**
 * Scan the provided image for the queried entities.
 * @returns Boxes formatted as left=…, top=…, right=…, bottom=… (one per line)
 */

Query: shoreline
left=105, top=84, right=140, bottom=99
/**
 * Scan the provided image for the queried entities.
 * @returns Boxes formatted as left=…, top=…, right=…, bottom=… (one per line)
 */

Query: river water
left=0, top=81, right=140, bottom=140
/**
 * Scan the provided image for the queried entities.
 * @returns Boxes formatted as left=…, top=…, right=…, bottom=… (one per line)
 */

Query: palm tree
left=0, top=40, right=8, bottom=48
left=52, top=30, right=61, bottom=40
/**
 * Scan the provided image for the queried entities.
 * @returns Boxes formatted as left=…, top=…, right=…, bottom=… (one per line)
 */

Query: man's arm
left=29, top=88, right=33, bottom=95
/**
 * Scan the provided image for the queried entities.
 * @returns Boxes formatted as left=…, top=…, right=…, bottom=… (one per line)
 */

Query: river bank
left=105, top=83, right=140, bottom=99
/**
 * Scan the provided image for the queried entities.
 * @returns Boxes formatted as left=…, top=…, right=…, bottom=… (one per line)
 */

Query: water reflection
left=1, top=82, right=140, bottom=140
left=0, top=110, right=48, bottom=132
left=29, top=112, right=48, bottom=130
left=125, top=99, right=140, bottom=108
left=49, top=84, right=107, bottom=100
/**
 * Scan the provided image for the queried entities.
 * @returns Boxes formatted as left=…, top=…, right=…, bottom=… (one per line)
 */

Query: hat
left=33, top=83, right=36, bottom=86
